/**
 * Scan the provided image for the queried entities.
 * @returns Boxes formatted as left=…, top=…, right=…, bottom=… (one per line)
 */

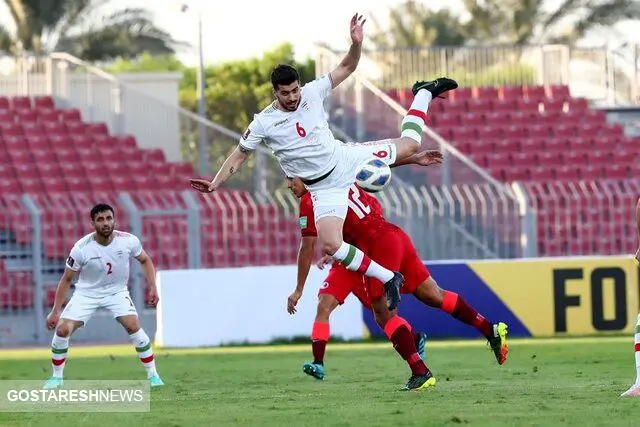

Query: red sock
left=441, top=291, right=493, bottom=338
left=384, top=316, right=428, bottom=376
left=311, top=321, right=330, bottom=364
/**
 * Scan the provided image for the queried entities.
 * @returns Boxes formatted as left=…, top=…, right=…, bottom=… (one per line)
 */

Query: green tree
left=369, top=3, right=468, bottom=49
left=369, top=0, right=640, bottom=47
left=0, top=0, right=184, bottom=59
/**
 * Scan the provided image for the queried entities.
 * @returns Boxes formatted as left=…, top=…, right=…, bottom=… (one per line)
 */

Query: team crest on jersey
left=299, top=216, right=308, bottom=229
left=242, top=128, right=251, bottom=140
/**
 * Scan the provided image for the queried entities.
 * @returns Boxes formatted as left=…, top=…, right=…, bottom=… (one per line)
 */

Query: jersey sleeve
left=298, top=197, right=317, bottom=237
left=303, top=74, right=333, bottom=100
left=65, top=246, right=84, bottom=272
left=238, top=117, right=266, bottom=151
left=129, top=235, right=143, bottom=257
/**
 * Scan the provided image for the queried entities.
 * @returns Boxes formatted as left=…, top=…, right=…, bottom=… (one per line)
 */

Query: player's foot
left=384, top=272, right=403, bottom=311
left=302, top=362, right=325, bottom=380
left=621, top=384, right=640, bottom=397
left=488, top=322, right=509, bottom=365
left=412, top=78, right=458, bottom=99
left=149, top=374, right=165, bottom=387
left=402, top=371, right=436, bottom=392
left=414, top=331, right=427, bottom=361
left=43, top=376, right=63, bottom=389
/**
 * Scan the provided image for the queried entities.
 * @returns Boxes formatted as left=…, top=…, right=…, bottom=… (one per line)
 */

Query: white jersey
left=65, top=231, right=143, bottom=298
left=239, top=74, right=340, bottom=180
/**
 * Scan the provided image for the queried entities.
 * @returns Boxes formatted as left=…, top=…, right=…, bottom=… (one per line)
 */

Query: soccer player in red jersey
left=287, top=164, right=509, bottom=391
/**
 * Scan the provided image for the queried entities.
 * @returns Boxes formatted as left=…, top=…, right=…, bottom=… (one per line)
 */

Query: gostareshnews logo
left=0, top=380, right=150, bottom=412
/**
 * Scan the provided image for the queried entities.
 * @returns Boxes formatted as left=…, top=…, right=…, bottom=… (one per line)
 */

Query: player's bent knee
left=397, top=137, right=420, bottom=156
left=117, top=315, right=140, bottom=334
left=321, top=239, right=342, bottom=256
left=55, top=322, right=73, bottom=338
left=414, top=277, right=443, bottom=306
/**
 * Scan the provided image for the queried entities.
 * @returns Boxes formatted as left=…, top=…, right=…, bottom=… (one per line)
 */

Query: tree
left=369, top=3, right=468, bottom=49
left=368, top=0, right=640, bottom=48
left=0, top=0, right=184, bottom=60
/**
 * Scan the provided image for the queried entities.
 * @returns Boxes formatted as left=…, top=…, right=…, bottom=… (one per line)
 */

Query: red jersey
left=298, top=184, right=397, bottom=247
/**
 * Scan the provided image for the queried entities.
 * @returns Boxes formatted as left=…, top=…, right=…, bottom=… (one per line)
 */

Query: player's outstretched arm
left=328, top=13, right=365, bottom=89
left=189, top=146, right=252, bottom=193
left=46, top=268, right=77, bottom=330
left=135, top=250, right=159, bottom=307
left=391, top=150, right=443, bottom=168
left=288, top=236, right=317, bottom=314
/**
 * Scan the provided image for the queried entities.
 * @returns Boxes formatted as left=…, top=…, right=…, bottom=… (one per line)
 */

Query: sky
left=0, top=0, right=638, bottom=66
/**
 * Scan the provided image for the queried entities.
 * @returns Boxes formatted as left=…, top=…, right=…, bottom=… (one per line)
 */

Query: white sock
left=332, top=242, right=394, bottom=283
left=634, top=314, right=640, bottom=385
left=129, top=328, right=157, bottom=378
left=51, top=334, right=69, bottom=378
left=400, top=89, right=433, bottom=143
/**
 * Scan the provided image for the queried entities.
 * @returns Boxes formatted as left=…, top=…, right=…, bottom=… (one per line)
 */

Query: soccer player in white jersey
left=43, top=204, right=164, bottom=389
left=621, top=197, right=640, bottom=397
left=189, top=13, right=458, bottom=313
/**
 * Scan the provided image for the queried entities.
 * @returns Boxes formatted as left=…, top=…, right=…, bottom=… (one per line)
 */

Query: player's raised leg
left=114, top=299, right=164, bottom=387
left=393, top=78, right=458, bottom=162
left=413, top=277, right=509, bottom=365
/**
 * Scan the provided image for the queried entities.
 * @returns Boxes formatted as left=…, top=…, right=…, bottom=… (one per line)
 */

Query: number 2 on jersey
left=296, top=122, right=306, bottom=137
left=106, top=262, right=113, bottom=275
left=348, top=185, right=371, bottom=219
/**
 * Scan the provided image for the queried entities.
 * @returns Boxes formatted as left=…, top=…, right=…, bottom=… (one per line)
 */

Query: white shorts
left=60, top=290, right=138, bottom=326
left=306, top=140, right=397, bottom=221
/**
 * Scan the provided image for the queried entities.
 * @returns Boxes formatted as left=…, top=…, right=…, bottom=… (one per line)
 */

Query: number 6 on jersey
left=296, top=122, right=306, bottom=138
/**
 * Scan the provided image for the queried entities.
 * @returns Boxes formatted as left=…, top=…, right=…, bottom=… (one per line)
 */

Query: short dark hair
left=90, top=204, right=114, bottom=220
left=271, top=64, right=299, bottom=89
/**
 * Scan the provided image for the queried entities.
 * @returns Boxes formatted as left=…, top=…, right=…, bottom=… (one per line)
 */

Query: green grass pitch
left=1, top=337, right=640, bottom=426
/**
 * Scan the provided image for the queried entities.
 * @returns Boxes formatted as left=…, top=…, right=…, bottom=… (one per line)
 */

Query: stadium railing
left=2, top=54, right=282, bottom=195
left=352, top=43, right=639, bottom=106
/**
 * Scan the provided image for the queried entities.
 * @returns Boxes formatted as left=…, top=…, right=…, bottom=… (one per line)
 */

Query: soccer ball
left=355, top=158, right=392, bottom=193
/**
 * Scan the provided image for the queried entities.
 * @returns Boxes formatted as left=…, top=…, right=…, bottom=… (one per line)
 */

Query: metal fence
left=356, top=44, right=639, bottom=106
left=0, top=180, right=534, bottom=345
left=0, top=53, right=282, bottom=195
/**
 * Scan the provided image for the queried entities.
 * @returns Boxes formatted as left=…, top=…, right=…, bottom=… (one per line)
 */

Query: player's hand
left=287, top=290, right=302, bottom=314
left=147, top=286, right=159, bottom=307
left=316, top=254, right=333, bottom=270
left=46, top=310, right=60, bottom=331
left=350, top=13, right=366, bottom=45
left=413, top=150, right=443, bottom=166
left=189, top=178, right=215, bottom=193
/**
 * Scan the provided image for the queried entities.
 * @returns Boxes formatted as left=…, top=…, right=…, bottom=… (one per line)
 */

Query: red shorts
left=361, top=227, right=431, bottom=301
left=318, top=263, right=371, bottom=309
